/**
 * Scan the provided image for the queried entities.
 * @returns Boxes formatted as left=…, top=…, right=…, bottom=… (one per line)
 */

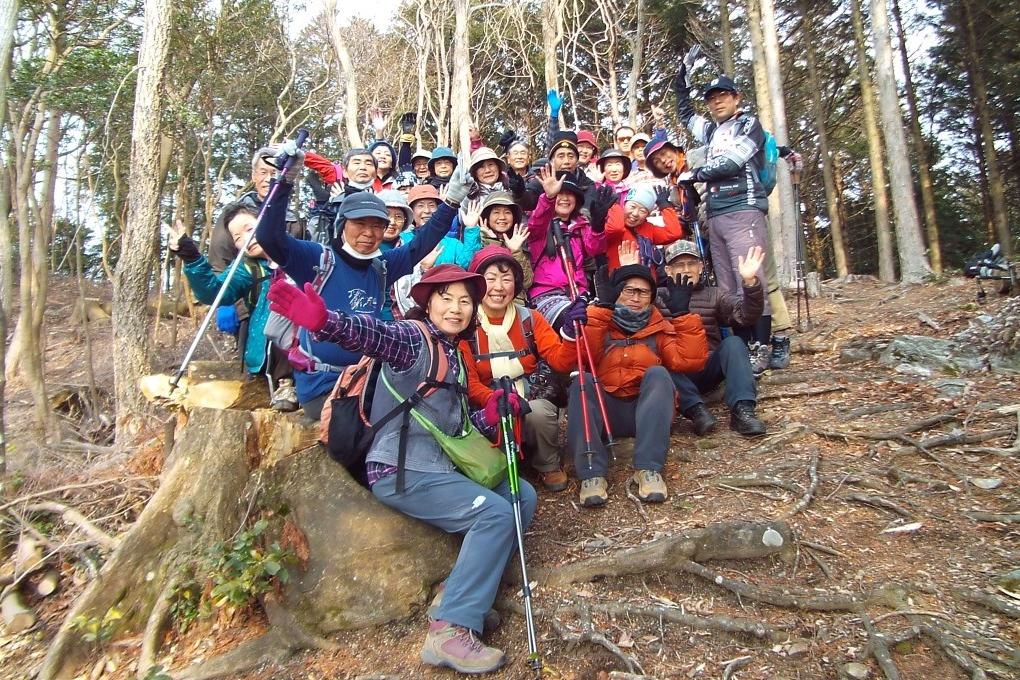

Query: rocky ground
left=1, top=275, right=1018, bottom=680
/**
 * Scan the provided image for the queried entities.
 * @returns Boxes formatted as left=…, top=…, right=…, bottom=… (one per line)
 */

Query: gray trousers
left=523, top=398, right=562, bottom=472
left=707, top=209, right=772, bottom=316
left=371, top=470, right=537, bottom=634
left=567, top=366, right=676, bottom=479
left=671, top=335, right=757, bottom=411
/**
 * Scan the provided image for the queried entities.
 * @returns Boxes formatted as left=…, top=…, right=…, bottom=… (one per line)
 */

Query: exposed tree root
left=580, top=602, right=790, bottom=641
left=861, top=613, right=901, bottom=680
left=954, top=587, right=1020, bottom=618
left=530, top=521, right=795, bottom=587
left=841, top=493, right=912, bottom=517
left=137, top=575, right=180, bottom=680
left=551, top=601, right=643, bottom=675
left=785, top=450, right=819, bottom=517
left=963, top=512, right=1020, bottom=523
left=742, top=424, right=809, bottom=456
left=22, top=501, right=120, bottom=550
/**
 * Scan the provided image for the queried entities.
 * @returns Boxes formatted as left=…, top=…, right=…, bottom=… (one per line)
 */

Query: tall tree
left=542, top=0, right=562, bottom=124
left=850, top=0, right=895, bottom=281
left=0, top=0, right=16, bottom=317
left=753, top=0, right=797, bottom=286
left=112, top=0, right=174, bottom=438
left=802, top=0, right=849, bottom=276
left=451, top=0, right=472, bottom=153
left=891, top=0, right=942, bottom=273
left=325, top=0, right=362, bottom=149
left=869, top=0, right=931, bottom=281
left=719, top=0, right=734, bottom=76
left=960, top=0, right=1012, bottom=256
left=625, top=0, right=646, bottom=122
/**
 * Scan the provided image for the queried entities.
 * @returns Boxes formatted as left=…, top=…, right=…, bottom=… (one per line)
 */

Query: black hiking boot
left=770, top=335, right=791, bottom=369
left=684, top=404, right=717, bottom=436
left=730, top=400, right=766, bottom=437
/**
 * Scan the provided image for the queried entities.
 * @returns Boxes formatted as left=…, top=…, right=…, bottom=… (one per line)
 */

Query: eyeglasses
left=620, top=286, right=652, bottom=299
left=616, top=135, right=632, bottom=143
left=389, top=214, right=407, bottom=225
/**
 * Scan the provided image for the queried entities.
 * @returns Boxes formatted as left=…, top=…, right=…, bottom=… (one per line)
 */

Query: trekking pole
left=792, top=180, right=812, bottom=332
left=170, top=129, right=309, bottom=392
left=549, top=219, right=617, bottom=457
left=497, top=377, right=542, bottom=678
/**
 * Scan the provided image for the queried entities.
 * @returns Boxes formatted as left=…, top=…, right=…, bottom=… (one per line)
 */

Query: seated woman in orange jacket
left=460, top=245, right=583, bottom=492
left=569, top=263, right=708, bottom=508
left=593, top=183, right=687, bottom=273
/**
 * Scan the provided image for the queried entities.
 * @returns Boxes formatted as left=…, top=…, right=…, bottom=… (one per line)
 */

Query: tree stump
left=37, top=407, right=458, bottom=680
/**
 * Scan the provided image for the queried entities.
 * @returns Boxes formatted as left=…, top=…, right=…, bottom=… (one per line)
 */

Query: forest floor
left=1, top=274, right=1018, bottom=680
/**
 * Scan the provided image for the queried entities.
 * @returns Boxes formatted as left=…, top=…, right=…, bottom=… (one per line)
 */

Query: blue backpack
left=757, top=130, right=779, bottom=196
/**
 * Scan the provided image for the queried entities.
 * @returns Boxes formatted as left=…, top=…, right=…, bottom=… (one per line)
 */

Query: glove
left=444, top=161, right=471, bottom=205
left=506, top=169, right=525, bottom=195
left=275, top=140, right=305, bottom=184
left=673, top=64, right=691, bottom=103
left=654, top=185, right=672, bottom=210
left=676, top=170, right=698, bottom=184
left=267, top=279, right=328, bottom=333
left=589, top=184, right=616, bottom=234
left=398, top=133, right=415, bottom=145
left=665, top=274, right=695, bottom=316
left=547, top=89, right=563, bottom=119
left=498, top=130, right=517, bottom=153
left=481, top=388, right=523, bottom=427
left=171, top=233, right=201, bottom=263
left=594, top=265, right=621, bottom=309
left=559, top=298, right=588, bottom=339
left=400, top=112, right=416, bottom=134
left=215, top=305, right=240, bottom=335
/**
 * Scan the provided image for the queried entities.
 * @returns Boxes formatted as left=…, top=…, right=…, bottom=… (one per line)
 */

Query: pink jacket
left=597, top=178, right=631, bottom=207
left=526, top=193, right=606, bottom=299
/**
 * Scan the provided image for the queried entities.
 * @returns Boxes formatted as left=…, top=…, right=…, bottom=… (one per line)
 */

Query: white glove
left=275, top=141, right=305, bottom=184
left=444, top=156, right=471, bottom=205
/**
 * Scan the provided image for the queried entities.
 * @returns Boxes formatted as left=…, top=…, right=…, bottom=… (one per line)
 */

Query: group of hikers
left=168, top=60, right=801, bottom=674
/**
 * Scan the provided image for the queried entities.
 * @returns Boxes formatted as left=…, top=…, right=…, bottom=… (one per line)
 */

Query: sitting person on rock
left=462, top=245, right=583, bottom=491
left=266, top=265, right=535, bottom=675
left=659, top=240, right=767, bottom=437
left=168, top=204, right=298, bottom=412
left=570, top=262, right=708, bottom=507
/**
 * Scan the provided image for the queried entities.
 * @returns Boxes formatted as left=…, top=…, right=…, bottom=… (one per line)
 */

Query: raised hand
left=445, top=156, right=471, bottom=205
left=368, top=106, right=385, bottom=133
left=421, top=243, right=444, bottom=271
left=651, top=104, right=666, bottom=124
left=461, top=198, right=482, bottom=228
left=594, top=265, right=622, bottom=308
left=617, top=239, right=639, bottom=266
left=665, top=273, right=695, bottom=316
left=654, top=184, right=672, bottom=209
left=589, top=183, right=616, bottom=233
left=737, top=245, right=765, bottom=285
left=267, top=280, right=328, bottom=333
left=502, top=224, right=530, bottom=253
left=468, top=122, right=481, bottom=141
left=547, top=89, right=563, bottom=118
left=168, top=219, right=201, bottom=263
left=538, top=164, right=564, bottom=199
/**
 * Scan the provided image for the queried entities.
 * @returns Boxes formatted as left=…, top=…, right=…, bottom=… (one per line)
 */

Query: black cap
left=612, top=264, right=656, bottom=291
left=703, top=75, right=738, bottom=99
left=548, top=131, right=579, bottom=159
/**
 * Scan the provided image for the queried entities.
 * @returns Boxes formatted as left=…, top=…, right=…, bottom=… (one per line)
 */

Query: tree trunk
left=869, top=0, right=931, bottom=282
left=542, top=0, right=562, bottom=123
left=891, top=0, right=942, bottom=273
left=746, top=0, right=783, bottom=251
left=0, top=0, right=17, bottom=317
left=325, top=0, right=362, bottom=149
left=755, top=0, right=798, bottom=287
left=973, top=109, right=994, bottom=243
left=0, top=297, right=5, bottom=477
left=720, top=0, right=735, bottom=76
left=113, top=0, right=173, bottom=440
left=802, top=0, right=849, bottom=277
left=450, top=0, right=472, bottom=154
left=960, top=0, right=1012, bottom=257
left=626, top=0, right=645, bottom=122
left=850, top=0, right=895, bottom=281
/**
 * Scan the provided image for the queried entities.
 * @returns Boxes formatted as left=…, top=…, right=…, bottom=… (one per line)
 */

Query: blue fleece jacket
left=255, top=179, right=456, bottom=403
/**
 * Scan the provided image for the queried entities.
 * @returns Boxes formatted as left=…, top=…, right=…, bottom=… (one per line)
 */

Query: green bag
left=380, top=362, right=507, bottom=489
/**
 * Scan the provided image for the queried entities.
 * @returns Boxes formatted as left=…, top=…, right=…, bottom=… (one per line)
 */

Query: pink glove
left=267, top=279, right=328, bottom=333
left=481, top=389, right=524, bottom=428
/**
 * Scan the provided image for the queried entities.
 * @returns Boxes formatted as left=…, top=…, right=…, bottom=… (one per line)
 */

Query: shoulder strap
left=312, top=245, right=335, bottom=292
left=472, top=305, right=537, bottom=362
left=603, top=332, right=658, bottom=353
left=518, top=305, right=538, bottom=357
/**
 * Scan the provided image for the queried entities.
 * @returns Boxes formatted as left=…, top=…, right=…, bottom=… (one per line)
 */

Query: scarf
left=612, top=304, right=651, bottom=335
left=478, top=305, right=527, bottom=395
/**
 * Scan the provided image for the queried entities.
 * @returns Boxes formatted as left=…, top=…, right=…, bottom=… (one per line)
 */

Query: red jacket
left=604, top=203, right=686, bottom=272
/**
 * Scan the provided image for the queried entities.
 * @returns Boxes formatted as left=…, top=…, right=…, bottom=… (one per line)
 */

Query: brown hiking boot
left=540, top=468, right=569, bottom=491
left=420, top=620, right=506, bottom=674
left=427, top=584, right=501, bottom=634
left=579, top=477, right=608, bottom=507
left=632, top=470, right=667, bottom=503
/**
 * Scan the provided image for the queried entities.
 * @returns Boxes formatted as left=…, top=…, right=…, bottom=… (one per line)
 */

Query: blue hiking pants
left=671, top=334, right=757, bottom=412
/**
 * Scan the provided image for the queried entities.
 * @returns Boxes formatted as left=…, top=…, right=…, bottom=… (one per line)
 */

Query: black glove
left=673, top=64, right=691, bottom=103
left=498, top=130, right=518, bottom=153
left=594, top=265, right=621, bottom=309
left=665, top=274, right=695, bottom=316
left=589, top=185, right=616, bottom=234
left=172, top=234, right=201, bottom=263
left=654, top=185, right=672, bottom=210
left=400, top=112, right=416, bottom=134
left=506, top=169, right=525, bottom=195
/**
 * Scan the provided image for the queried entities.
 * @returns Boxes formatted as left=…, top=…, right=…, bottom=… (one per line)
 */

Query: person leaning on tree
left=569, top=262, right=708, bottom=508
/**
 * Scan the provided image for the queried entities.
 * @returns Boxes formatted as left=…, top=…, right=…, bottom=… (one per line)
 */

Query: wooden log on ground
left=138, top=360, right=270, bottom=411
left=1, top=588, right=35, bottom=632
left=35, top=568, right=60, bottom=597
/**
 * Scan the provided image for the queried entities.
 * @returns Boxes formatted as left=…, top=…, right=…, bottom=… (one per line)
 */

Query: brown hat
left=407, top=183, right=440, bottom=207
left=409, top=264, right=487, bottom=308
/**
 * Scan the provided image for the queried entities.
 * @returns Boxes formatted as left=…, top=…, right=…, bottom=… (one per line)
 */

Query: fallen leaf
left=617, top=631, right=634, bottom=648
left=881, top=522, right=923, bottom=534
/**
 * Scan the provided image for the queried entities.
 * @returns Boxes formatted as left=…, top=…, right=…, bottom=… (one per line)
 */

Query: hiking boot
left=579, top=477, right=608, bottom=507
left=770, top=335, right=791, bottom=369
left=427, top=584, right=501, bottom=634
left=632, top=470, right=668, bottom=502
left=540, top=468, right=569, bottom=492
left=683, top=403, right=717, bottom=436
left=748, top=342, right=771, bottom=379
left=730, top=400, right=766, bottom=437
left=271, top=378, right=299, bottom=412
left=420, top=619, right=505, bottom=674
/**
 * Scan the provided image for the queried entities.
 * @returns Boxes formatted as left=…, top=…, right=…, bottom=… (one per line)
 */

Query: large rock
left=259, top=443, right=458, bottom=633
left=878, top=335, right=984, bottom=375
